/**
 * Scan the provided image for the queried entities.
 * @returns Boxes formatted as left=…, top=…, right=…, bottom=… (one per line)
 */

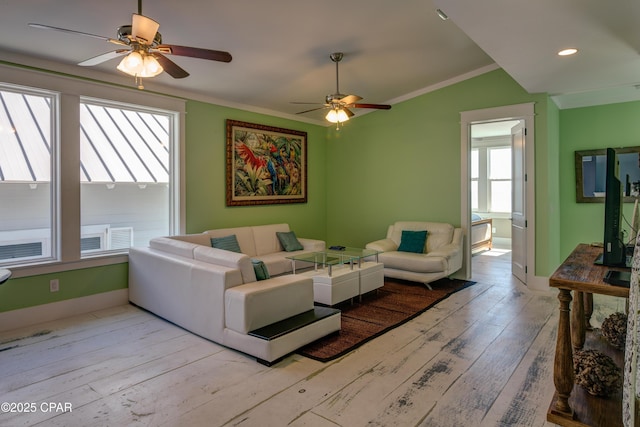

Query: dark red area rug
left=297, top=278, right=476, bottom=362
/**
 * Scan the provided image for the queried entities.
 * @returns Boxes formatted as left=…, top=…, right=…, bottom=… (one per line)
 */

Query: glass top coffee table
left=287, top=247, right=379, bottom=276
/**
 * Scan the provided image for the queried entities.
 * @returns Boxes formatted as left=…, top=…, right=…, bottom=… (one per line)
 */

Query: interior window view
left=470, top=120, right=520, bottom=259
left=1, top=2, right=639, bottom=427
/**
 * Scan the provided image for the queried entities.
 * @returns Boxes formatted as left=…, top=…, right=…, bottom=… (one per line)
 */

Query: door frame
left=458, top=102, right=541, bottom=289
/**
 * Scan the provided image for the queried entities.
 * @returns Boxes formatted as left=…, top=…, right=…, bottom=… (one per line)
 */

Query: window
left=79, top=99, right=173, bottom=256
left=0, top=65, right=184, bottom=271
left=471, top=145, right=512, bottom=214
left=488, top=147, right=511, bottom=213
left=0, top=85, right=57, bottom=265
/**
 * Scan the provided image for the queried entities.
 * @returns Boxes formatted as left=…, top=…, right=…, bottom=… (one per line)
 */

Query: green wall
left=324, top=69, right=556, bottom=275
left=3, top=67, right=589, bottom=314
left=1, top=264, right=128, bottom=312
left=559, top=101, right=640, bottom=259
left=183, top=101, right=327, bottom=239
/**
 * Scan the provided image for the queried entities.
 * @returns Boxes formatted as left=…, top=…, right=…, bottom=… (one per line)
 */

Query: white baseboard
left=529, top=274, right=550, bottom=292
left=0, top=289, right=129, bottom=332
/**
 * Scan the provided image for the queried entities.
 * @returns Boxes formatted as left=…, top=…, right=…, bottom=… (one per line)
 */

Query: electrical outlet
left=50, top=279, right=59, bottom=292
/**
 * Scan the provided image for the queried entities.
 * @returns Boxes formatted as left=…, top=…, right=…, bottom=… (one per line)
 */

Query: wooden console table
left=547, top=243, right=629, bottom=427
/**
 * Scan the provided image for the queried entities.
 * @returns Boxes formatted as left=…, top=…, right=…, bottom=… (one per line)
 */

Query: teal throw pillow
left=210, top=234, right=242, bottom=253
left=251, top=259, right=270, bottom=281
left=276, top=231, right=304, bottom=252
left=397, top=230, right=427, bottom=253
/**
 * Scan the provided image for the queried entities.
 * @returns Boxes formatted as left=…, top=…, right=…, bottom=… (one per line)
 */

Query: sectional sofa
left=128, top=224, right=340, bottom=365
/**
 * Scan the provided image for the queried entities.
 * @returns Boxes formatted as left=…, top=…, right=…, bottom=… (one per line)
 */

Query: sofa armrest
left=225, top=274, right=314, bottom=334
left=366, top=238, right=398, bottom=253
left=298, top=237, right=326, bottom=252
left=428, top=228, right=463, bottom=258
left=428, top=243, right=460, bottom=259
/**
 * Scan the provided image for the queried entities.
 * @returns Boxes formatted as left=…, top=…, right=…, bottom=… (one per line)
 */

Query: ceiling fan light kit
left=28, top=0, right=232, bottom=90
left=325, top=108, right=350, bottom=124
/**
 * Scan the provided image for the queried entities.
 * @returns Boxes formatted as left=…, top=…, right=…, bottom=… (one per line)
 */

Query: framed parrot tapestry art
left=226, top=120, right=307, bottom=206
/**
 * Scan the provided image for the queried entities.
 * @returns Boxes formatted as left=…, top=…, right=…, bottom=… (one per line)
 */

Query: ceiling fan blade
left=343, top=107, right=355, bottom=118
left=152, top=53, right=189, bottom=78
left=296, top=106, right=328, bottom=115
left=131, top=14, right=160, bottom=45
left=290, top=101, right=325, bottom=105
left=156, top=45, right=232, bottom=63
left=339, top=94, right=362, bottom=105
left=78, top=49, right=129, bottom=66
left=28, top=23, right=127, bottom=46
left=350, top=103, right=392, bottom=110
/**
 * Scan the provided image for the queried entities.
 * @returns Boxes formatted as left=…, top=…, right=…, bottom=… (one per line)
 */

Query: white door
left=511, top=122, right=527, bottom=283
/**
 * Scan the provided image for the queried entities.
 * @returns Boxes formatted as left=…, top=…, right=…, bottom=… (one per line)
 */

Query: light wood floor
left=0, top=247, right=628, bottom=427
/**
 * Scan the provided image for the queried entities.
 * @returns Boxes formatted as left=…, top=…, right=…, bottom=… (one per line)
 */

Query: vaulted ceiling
left=1, top=0, right=639, bottom=125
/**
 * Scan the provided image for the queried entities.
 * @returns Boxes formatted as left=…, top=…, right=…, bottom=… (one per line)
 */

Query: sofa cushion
left=253, top=252, right=293, bottom=276
left=224, top=275, right=314, bottom=334
left=211, top=234, right=242, bottom=253
left=378, top=251, right=447, bottom=273
left=276, top=231, right=304, bottom=252
left=193, top=246, right=257, bottom=283
left=170, top=233, right=213, bottom=247
left=397, top=230, right=427, bottom=253
left=205, top=227, right=257, bottom=256
left=252, top=223, right=290, bottom=256
left=150, top=237, right=199, bottom=259
left=251, top=259, right=270, bottom=281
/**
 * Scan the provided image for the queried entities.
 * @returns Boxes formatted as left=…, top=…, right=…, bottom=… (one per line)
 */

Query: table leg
left=552, top=288, right=575, bottom=417
left=584, top=292, right=594, bottom=330
left=571, top=290, right=586, bottom=351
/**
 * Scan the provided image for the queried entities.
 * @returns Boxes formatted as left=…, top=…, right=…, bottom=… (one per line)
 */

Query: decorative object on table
left=226, top=120, right=307, bottom=206
left=601, top=312, right=628, bottom=350
left=574, top=349, right=622, bottom=397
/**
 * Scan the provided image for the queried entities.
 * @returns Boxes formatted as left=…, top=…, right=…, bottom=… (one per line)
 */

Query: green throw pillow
left=251, top=259, right=270, bottom=281
left=397, top=230, right=427, bottom=253
left=276, top=231, right=303, bottom=252
left=210, top=234, right=242, bottom=253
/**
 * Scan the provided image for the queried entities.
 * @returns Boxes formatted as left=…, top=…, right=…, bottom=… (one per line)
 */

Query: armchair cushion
left=397, top=230, right=427, bottom=253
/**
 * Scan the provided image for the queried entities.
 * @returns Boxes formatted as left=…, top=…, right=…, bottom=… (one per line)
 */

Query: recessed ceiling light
left=436, top=9, right=449, bottom=20
left=558, top=48, right=578, bottom=56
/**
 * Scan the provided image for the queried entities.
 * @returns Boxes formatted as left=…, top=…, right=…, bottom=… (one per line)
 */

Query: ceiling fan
left=293, top=52, right=391, bottom=127
left=28, top=0, right=232, bottom=89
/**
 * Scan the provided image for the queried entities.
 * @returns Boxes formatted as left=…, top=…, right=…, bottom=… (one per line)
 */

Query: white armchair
left=365, top=221, right=463, bottom=289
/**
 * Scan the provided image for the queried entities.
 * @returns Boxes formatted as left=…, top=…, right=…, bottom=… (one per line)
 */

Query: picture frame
left=226, top=120, right=307, bottom=206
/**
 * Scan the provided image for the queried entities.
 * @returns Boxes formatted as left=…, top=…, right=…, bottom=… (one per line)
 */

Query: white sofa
left=128, top=224, right=340, bottom=365
left=365, top=221, right=463, bottom=288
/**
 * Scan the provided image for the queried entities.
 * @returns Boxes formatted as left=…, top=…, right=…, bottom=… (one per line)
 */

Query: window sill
left=7, top=254, right=129, bottom=279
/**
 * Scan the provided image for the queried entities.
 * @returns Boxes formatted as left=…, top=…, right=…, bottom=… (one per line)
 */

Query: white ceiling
left=1, top=0, right=639, bottom=125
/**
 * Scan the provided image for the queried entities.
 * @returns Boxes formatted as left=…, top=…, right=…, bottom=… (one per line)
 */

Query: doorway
left=458, top=103, right=536, bottom=286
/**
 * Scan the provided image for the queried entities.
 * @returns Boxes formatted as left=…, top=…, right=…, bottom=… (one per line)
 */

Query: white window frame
left=0, top=63, right=185, bottom=278
left=471, top=140, right=511, bottom=215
